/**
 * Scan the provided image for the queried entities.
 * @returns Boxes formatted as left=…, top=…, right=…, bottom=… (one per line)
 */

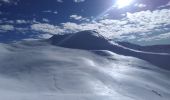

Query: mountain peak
left=49, top=30, right=112, bottom=50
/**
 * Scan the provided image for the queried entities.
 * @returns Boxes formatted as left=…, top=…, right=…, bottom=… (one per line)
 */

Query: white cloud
left=168, top=1, right=170, bottom=6
left=126, top=9, right=170, bottom=28
left=54, top=11, right=58, bottom=14
left=70, top=15, right=82, bottom=20
left=134, top=3, right=146, bottom=8
left=42, top=18, right=49, bottom=22
left=15, top=27, right=29, bottom=33
left=163, top=1, right=170, bottom=6
left=56, top=0, right=63, bottom=3
left=0, top=0, right=11, bottom=3
left=0, top=24, right=30, bottom=33
left=70, top=15, right=89, bottom=21
left=16, top=20, right=29, bottom=24
left=3, top=20, right=14, bottom=24
left=0, top=25, right=14, bottom=32
left=73, top=0, right=85, bottom=3
left=62, top=22, right=82, bottom=32
left=0, top=0, right=19, bottom=5
left=38, top=34, right=53, bottom=39
left=30, top=9, right=170, bottom=41
left=158, top=1, right=170, bottom=9
left=31, top=23, right=64, bottom=34
left=66, top=9, right=170, bottom=39
left=42, top=10, right=58, bottom=14
left=42, top=10, right=52, bottom=13
left=140, top=32, right=170, bottom=41
left=61, top=21, right=122, bottom=38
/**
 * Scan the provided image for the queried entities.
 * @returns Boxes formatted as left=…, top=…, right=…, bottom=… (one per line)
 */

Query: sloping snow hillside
left=0, top=31, right=170, bottom=100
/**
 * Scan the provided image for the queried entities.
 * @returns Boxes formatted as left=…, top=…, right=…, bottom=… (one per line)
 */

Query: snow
left=0, top=31, right=170, bottom=100
left=0, top=41, right=170, bottom=100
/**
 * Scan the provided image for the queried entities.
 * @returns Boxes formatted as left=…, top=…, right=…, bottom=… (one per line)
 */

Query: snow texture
left=0, top=30, right=170, bottom=100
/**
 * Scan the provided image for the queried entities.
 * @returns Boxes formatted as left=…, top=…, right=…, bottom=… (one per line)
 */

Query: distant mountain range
left=117, top=42, right=170, bottom=53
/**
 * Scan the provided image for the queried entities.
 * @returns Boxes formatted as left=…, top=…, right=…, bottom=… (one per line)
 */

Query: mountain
left=49, top=30, right=112, bottom=50
left=0, top=30, right=170, bottom=100
left=118, top=42, right=170, bottom=53
left=49, top=30, right=170, bottom=70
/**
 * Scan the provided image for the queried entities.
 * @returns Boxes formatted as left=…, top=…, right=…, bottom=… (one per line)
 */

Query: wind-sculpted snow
left=0, top=41, right=170, bottom=100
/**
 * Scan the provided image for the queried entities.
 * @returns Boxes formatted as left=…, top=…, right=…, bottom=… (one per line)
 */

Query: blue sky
left=0, top=0, right=170, bottom=45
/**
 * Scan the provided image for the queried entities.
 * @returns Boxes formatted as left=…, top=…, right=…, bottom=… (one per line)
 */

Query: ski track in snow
left=0, top=42, right=170, bottom=100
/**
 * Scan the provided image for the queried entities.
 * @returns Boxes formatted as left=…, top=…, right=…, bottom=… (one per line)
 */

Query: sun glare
left=115, top=0, right=134, bottom=9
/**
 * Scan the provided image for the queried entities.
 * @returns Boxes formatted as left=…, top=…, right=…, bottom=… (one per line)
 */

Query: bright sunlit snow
left=0, top=0, right=170, bottom=99
left=0, top=31, right=170, bottom=100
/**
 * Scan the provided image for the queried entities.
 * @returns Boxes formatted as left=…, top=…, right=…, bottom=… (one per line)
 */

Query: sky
left=0, top=0, right=170, bottom=45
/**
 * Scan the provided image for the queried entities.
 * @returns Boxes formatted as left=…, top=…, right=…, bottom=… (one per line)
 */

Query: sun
left=115, top=0, right=134, bottom=9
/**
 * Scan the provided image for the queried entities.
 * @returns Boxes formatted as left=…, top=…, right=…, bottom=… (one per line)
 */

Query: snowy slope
left=0, top=31, right=170, bottom=100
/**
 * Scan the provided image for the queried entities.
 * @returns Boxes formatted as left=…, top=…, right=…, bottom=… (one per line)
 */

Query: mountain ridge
left=48, top=30, right=170, bottom=70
